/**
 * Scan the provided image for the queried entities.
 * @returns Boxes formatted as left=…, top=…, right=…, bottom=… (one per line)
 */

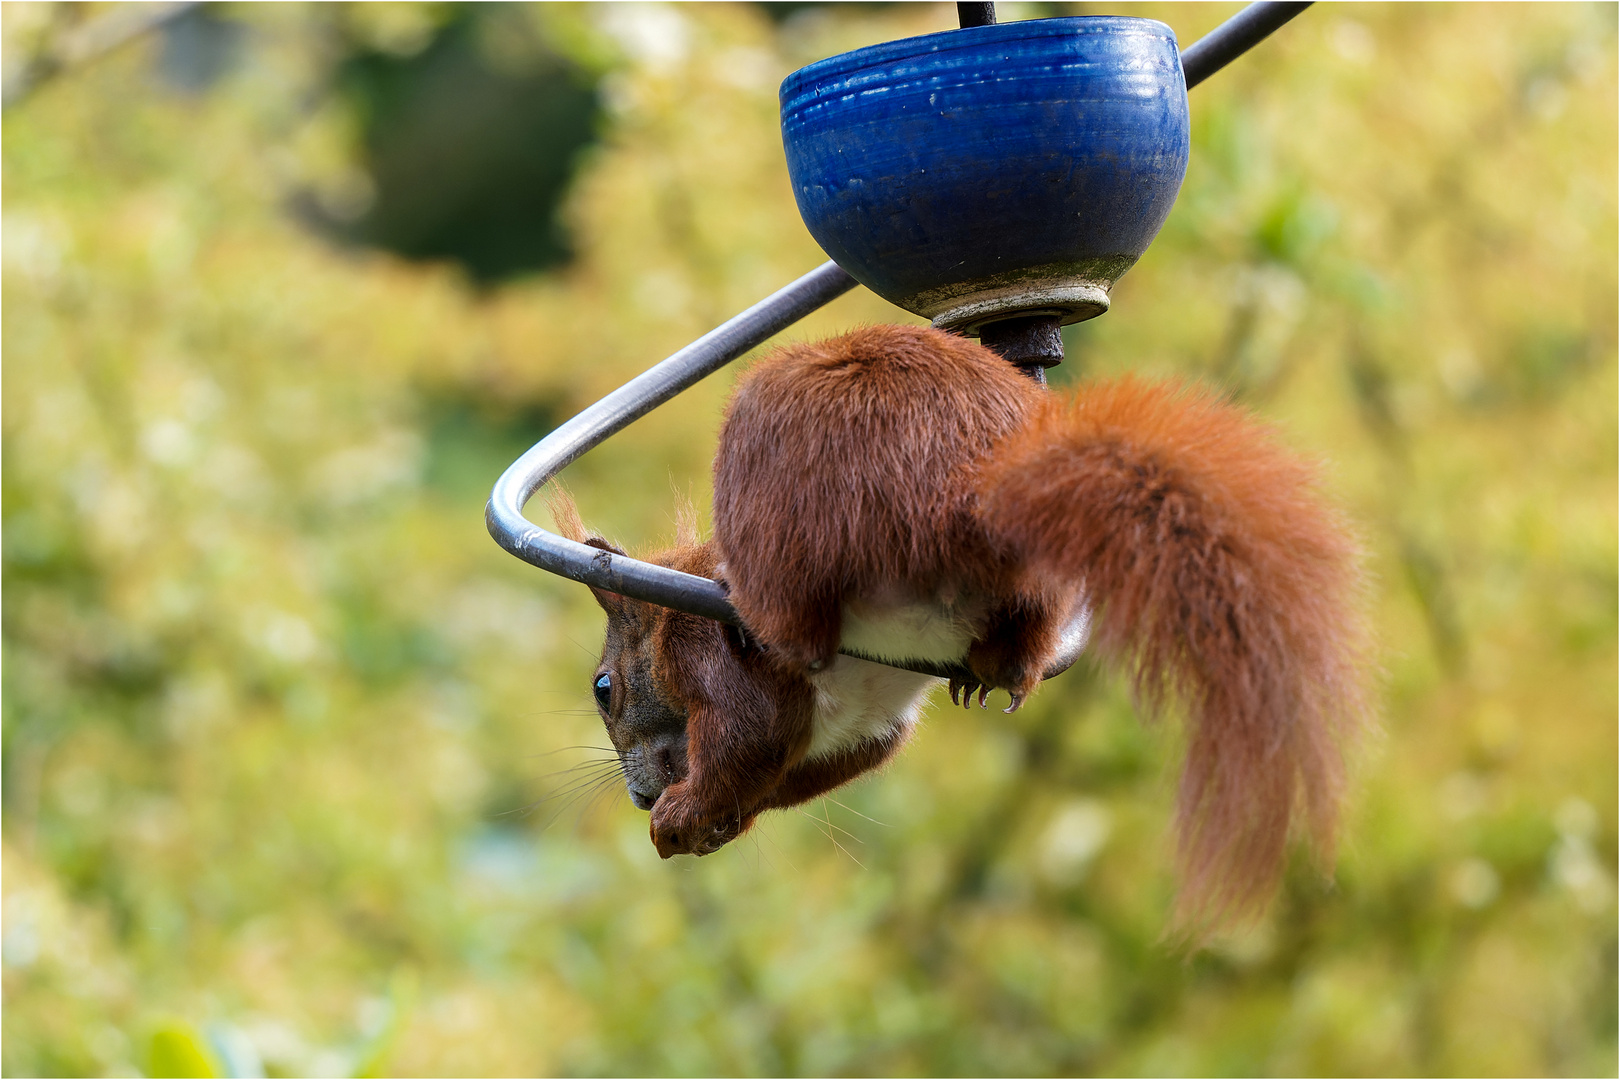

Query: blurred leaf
left=145, top=1022, right=219, bottom=1079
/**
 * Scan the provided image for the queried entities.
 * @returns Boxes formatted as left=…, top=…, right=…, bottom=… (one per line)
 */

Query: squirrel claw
left=950, top=676, right=980, bottom=710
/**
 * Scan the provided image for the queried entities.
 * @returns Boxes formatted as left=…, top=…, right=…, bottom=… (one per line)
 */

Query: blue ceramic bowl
left=780, top=18, right=1189, bottom=332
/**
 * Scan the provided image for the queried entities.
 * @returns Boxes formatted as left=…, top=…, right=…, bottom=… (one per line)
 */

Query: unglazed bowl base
left=926, top=280, right=1111, bottom=335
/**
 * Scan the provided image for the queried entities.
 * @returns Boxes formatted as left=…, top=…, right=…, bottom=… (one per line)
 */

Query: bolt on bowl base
left=978, top=315, right=1066, bottom=382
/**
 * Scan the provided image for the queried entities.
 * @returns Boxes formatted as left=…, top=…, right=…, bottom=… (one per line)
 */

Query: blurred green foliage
left=331, top=6, right=604, bottom=281
left=2, top=2, right=1615, bottom=1076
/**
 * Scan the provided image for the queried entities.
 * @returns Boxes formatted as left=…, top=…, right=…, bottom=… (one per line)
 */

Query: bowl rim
left=780, top=15, right=1181, bottom=106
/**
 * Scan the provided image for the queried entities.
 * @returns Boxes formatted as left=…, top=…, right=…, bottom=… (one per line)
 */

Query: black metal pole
left=957, top=3, right=997, bottom=28
left=1181, top=2, right=1312, bottom=89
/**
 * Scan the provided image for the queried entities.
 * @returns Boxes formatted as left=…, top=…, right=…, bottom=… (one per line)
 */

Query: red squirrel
left=553, top=324, right=1369, bottom=927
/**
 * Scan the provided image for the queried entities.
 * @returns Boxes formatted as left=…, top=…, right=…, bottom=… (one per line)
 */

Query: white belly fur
left=804, top=601, right=971, bottom=761
left=838, top=598, right=977, bottom=665
left=806, top=655, right=939, bottom=761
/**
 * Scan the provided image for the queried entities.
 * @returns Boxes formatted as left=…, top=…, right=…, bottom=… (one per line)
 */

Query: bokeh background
left=3, top=2, right=1615, bottom=1076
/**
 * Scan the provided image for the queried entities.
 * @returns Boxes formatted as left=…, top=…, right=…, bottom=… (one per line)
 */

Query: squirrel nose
left=627, top=787, right=658, bottom=811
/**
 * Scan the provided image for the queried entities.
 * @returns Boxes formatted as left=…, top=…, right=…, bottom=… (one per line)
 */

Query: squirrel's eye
left=593, top=673, right=612, bottom=712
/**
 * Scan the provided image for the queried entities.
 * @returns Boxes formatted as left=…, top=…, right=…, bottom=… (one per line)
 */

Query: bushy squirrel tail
left=976, top=377, right=1371, bottom=932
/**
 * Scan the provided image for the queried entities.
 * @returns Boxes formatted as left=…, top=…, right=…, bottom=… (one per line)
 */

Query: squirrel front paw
left=649, top=782, right=752, bottom=858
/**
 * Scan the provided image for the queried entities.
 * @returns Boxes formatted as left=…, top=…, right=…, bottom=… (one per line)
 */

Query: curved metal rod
left=486, top=0, right=1312, bottom=681
left=487, top=260, right=855, bottom=625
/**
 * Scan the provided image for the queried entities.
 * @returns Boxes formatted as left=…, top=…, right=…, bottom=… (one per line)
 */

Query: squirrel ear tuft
left=549, top=487, right=631, bottom=615
left=583, top=536, right=628, bottom=558
left=546, top=484, right=594, bottom=544
left=582, top=536, right=629, bottom=615
left=672, top=493, right=701, bottom=548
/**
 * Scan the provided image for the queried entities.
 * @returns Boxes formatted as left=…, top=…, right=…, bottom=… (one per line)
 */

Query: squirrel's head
left=550, top=487, right=806, bottom=829
left=582, top=537, right=699, bottom=810
left=548, top=487, right=699, bottom=809
left=584, top=536, right=795, bottom=817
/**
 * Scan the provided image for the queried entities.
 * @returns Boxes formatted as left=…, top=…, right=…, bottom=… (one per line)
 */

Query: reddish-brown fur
left=561, top=325, right=1369, bottom=931
left=714, top=327, right=1066, bottom=695
left=976, top=380, right=1369, bottom=927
